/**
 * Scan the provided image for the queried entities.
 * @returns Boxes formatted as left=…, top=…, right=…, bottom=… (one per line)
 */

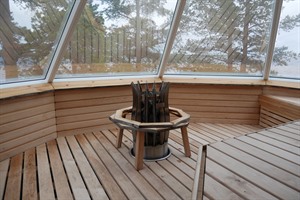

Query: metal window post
left=263, top=0, right=283, bottom=81
left=46, top=0, right=87, bottom=83
left=158, top=0, right=186, bottom=78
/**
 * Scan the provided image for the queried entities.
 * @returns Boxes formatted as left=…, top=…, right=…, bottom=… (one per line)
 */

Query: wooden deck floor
left=1, top=123, right=264, bottom=200
left=202, top=121, right=300, bottom=200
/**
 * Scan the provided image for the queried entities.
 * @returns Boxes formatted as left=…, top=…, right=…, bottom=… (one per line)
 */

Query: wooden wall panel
left=55, top=86, right=132, bottom=137
left=55, top=84, right=263, bottom=137
left=169, top=84, right=262, bottom=124
left=1, top=83, right=299, bottom=160
left=259, top=108, right=291, bottom=127
left=263, top=86, right=300, bottom=98
left=259, top=94, right=300, bottom=128
left=0, top=92, right=57, bottom=161
left=259, top=86, right=300, bottom=128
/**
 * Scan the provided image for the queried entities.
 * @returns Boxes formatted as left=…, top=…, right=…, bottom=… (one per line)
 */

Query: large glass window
left=270, top=0, right=300, bottom=79
left=165, top=0, right=276, bottom=76
left=0, top=0, right=72, bottom=84
left=55, top=0, right=177, bottom=78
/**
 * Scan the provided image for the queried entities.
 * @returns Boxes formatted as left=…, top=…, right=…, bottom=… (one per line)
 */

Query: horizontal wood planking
left=0, top=159, right=9, bottom=199
left=263, top=86, right=300, bottom=98
left=0, top=123, right=266, bottom=200
left=169, top=84, right=262, bottom=124
left=56, top=102, right=130, bottom=117
left=260, top=95, right=300, bottom=111
left=0, top=92, right=57, bottom=161
left=55, top=84, right=263, bottom=136
left=55, top=95, right=132, bottom=110
left=259, top=95, right=300, bottom=128
left=1, top=125, right=56, bottom=151
left=1, top=117, right=56, bottom=142
left=206, top=145, right=299, bottom=199
left=0, top=83, right=54, bottom=99
left=56, top=111, right=113, bottom=124
left=0, top=131, right=57, bottom=162
left=0, top=92, right=54, bottom=114
left=2, top=83, right=299, bottom=161
left=202, top=121, right=300, bottom=199
left=58, top=124, right=116, bottom=138
left=259, top=109, right=290, bottom=128
left=55, top=85, right=131, bottom=102
left=170, top=84, right=262, bottom=95
left=191, top=118, right=259, bottom=125
left=57, top=118, right=111, bottom=132
left=171, top=99, right=259, bottom=108
left=0, top=104, right=55, bottom=125
left=55, top=86, right=132, bottom=137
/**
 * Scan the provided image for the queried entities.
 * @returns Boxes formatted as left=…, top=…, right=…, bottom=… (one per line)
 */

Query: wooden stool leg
left=116, top=128, right=124, bottom=148
left=181, top=126, right=191, bottom=157
left=135, top=131, right=144, bottom=170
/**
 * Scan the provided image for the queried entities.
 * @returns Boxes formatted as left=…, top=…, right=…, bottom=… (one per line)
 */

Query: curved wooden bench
left=259, top=95, right=300, bottom=127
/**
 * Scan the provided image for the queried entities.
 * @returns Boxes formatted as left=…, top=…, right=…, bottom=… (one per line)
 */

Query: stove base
left=130, top=144, right=171, bottom=161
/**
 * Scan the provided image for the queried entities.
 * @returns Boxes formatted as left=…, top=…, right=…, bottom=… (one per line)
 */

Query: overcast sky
left=276, top=0, right=299, bottom=53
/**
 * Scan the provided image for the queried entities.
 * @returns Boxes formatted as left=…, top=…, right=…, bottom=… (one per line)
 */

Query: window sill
left=0, top=76, right=298, bottom=99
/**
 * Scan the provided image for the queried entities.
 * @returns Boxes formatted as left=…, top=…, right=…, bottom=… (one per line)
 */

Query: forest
left=0, top=0, right=299, bottom=81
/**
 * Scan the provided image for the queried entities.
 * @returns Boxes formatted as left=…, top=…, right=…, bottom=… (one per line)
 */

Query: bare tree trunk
left=226, top=0, right=237, bottom=72
left=227, top=25, right=234, bottom=72
left=0, top=0, right=19, bottom=79
left=136, top=0, right=141, bottom=65
left=240, top=0, right=250, bottom=73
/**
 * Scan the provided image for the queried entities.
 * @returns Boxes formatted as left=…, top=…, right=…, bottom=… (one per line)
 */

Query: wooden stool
left=110, top=107, right=191, bottom=170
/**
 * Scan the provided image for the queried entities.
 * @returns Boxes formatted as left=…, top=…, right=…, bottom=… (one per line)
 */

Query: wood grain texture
left=259, top=95, right=300, bottom=127
left=36, top=143, right=55, bottom=200
left=3, top=122, right=299, bottom=200
left=169, top=84, right=262, bottom=125
left=22, top=148, right=38, bottom=200
left=1, top=83, right=299, bottom=162
left=0, top=159, right=9, bottom=199
left=0, top=92, right=57, bottom=161
left=55, top=86, right=132, bottom=136
left=0, top=84, right=53, bottom=99
left=54, top=84, right=263, bottom=136
left=3, top=154, right=23, bottom=200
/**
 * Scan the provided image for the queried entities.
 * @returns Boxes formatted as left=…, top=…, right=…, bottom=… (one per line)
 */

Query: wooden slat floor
left=203, top=121, right=300, bottom=200
left=0, top=123, right=262, bottom=200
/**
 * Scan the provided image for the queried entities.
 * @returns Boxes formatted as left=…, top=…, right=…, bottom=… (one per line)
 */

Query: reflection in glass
left=56, top=0, right=177, bottom=78
left=166, top=0, right=276, bottom=76
left=0, top=0, right=72, bottom=84
left=270, top=0, right=300, bottom=79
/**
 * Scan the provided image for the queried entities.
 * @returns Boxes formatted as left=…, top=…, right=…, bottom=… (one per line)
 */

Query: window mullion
left=263, top=0, right=283, bottom=81
left=46, top=0, right=87, bottom=83
left=158, top=0, right=186, bottom=78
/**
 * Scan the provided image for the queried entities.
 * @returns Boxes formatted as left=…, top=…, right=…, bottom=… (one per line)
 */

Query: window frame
left=0, top=0, right=298, bottom=91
